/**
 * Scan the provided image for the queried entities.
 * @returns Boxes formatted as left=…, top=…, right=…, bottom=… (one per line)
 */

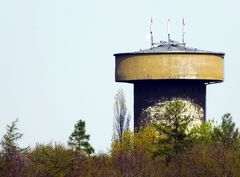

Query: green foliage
left=0, top=119, right=29, bottom=176
left=27, top=143, right=75, bottom=177
left=1, top=119, right=29, bottom=154
left=68, top=119, right=94, bottom=155
left=1, top=109, right=240, bottom=176
left=190, top=120, right=215, bottom=143
left=153, top=100, right=193, bottom=164
left=111, top=127, right=162, bottom=177
left=212, top=113, right=239, bottom=145
left=111, top=126, right=158, bottom=155
left=111, top=131, right=133, bottom=154
left=134, top=126, right=159, bottom=153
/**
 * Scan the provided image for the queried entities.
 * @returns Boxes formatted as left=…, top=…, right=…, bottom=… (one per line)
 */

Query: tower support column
left=134, top=80, right=206, bottom=128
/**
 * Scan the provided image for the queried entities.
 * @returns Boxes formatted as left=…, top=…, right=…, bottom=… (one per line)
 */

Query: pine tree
left=0, top=119, right=29, bottom=176
left=213, top=113, right=239, bottom=145
left=1, top=119, right=29, bottom=157
left=68, top=120, right=94, bottom=155
left=153, top=100, right=193, bottom=164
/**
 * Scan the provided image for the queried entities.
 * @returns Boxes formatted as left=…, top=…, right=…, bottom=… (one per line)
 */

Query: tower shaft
left=134, top=80, right=206, bottom=127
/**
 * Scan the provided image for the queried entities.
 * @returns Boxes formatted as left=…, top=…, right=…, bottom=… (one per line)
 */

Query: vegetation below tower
left=1, top=100, right=240, bottom=177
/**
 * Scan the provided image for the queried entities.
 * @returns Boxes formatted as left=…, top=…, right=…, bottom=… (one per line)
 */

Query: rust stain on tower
left=114, top=40, right=224, bottom=128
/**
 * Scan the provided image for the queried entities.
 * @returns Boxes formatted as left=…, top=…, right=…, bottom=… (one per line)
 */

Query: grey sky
left=0, top=0, right=239, bottom=152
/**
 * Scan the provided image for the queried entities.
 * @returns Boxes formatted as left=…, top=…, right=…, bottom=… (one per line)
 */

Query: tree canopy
left=68, top=119, right=94, bottom=155
left=113, top=89, right=131, bottom=142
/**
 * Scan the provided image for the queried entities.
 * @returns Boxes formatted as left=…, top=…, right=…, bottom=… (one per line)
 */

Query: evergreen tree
left=153, top=100, right=193, bottom=164
left=68, top=120, right=94, bottom=155
left=0, top=119, right=29, bottom=176
left=190, top=120, right=215, bottom=143
left=213, top=113, right=239, bottom=145
left=1, top=118, right=29, bottom=156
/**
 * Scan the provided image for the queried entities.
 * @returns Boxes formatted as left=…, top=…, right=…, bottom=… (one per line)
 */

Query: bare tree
left=113, top=89, right=131, bottom=142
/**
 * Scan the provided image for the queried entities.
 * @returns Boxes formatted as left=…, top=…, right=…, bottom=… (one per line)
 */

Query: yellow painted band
left=115, top=54, right=224, bottom=82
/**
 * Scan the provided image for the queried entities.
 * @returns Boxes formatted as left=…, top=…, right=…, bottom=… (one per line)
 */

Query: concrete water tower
left=114, top=20, right=224, bottom=128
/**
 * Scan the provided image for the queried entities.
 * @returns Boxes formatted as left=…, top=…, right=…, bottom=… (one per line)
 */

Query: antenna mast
left=182, top=18, right=186, bottom=46
left=167, top=19, right=171, bottom=47
left=150, top=18, right=154, bottom=48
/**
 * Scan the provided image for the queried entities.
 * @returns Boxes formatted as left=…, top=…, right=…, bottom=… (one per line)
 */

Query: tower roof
left=114, top=40, right=224, bottom=83
left=114, top=41, right=225, bottom=56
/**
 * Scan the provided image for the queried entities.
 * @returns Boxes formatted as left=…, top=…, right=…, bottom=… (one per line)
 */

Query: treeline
left=1, top=100, right=240, bottom=177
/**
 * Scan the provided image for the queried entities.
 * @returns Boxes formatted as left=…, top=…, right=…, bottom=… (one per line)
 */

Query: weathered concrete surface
left=134, top=80, right=206, bottom=127
left=115, top=54, right=224, bottom=83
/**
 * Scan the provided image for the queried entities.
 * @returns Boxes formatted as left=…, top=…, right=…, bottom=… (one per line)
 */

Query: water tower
left=114, top=20, right=224, bottom=128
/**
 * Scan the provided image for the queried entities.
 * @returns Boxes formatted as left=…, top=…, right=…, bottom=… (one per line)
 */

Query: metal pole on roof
left=150, top=18, right=154, bottom=48
left=182, top=18, right=186, bottom=46
left=167, top=19, right=171, bottom=48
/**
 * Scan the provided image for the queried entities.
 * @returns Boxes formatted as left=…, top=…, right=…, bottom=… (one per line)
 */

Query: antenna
left=167, top=19, right=171, bottom=45
left=150, top=18, right=154, bottom=48
left=182, top=18, right=186, bottom=46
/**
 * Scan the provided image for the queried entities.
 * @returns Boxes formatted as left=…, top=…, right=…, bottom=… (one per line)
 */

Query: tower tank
left=114, top=41, right=224, bottom=128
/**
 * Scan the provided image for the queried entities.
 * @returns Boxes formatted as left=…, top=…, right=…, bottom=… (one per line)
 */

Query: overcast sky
left=0, top=0, right=239, bottom=152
